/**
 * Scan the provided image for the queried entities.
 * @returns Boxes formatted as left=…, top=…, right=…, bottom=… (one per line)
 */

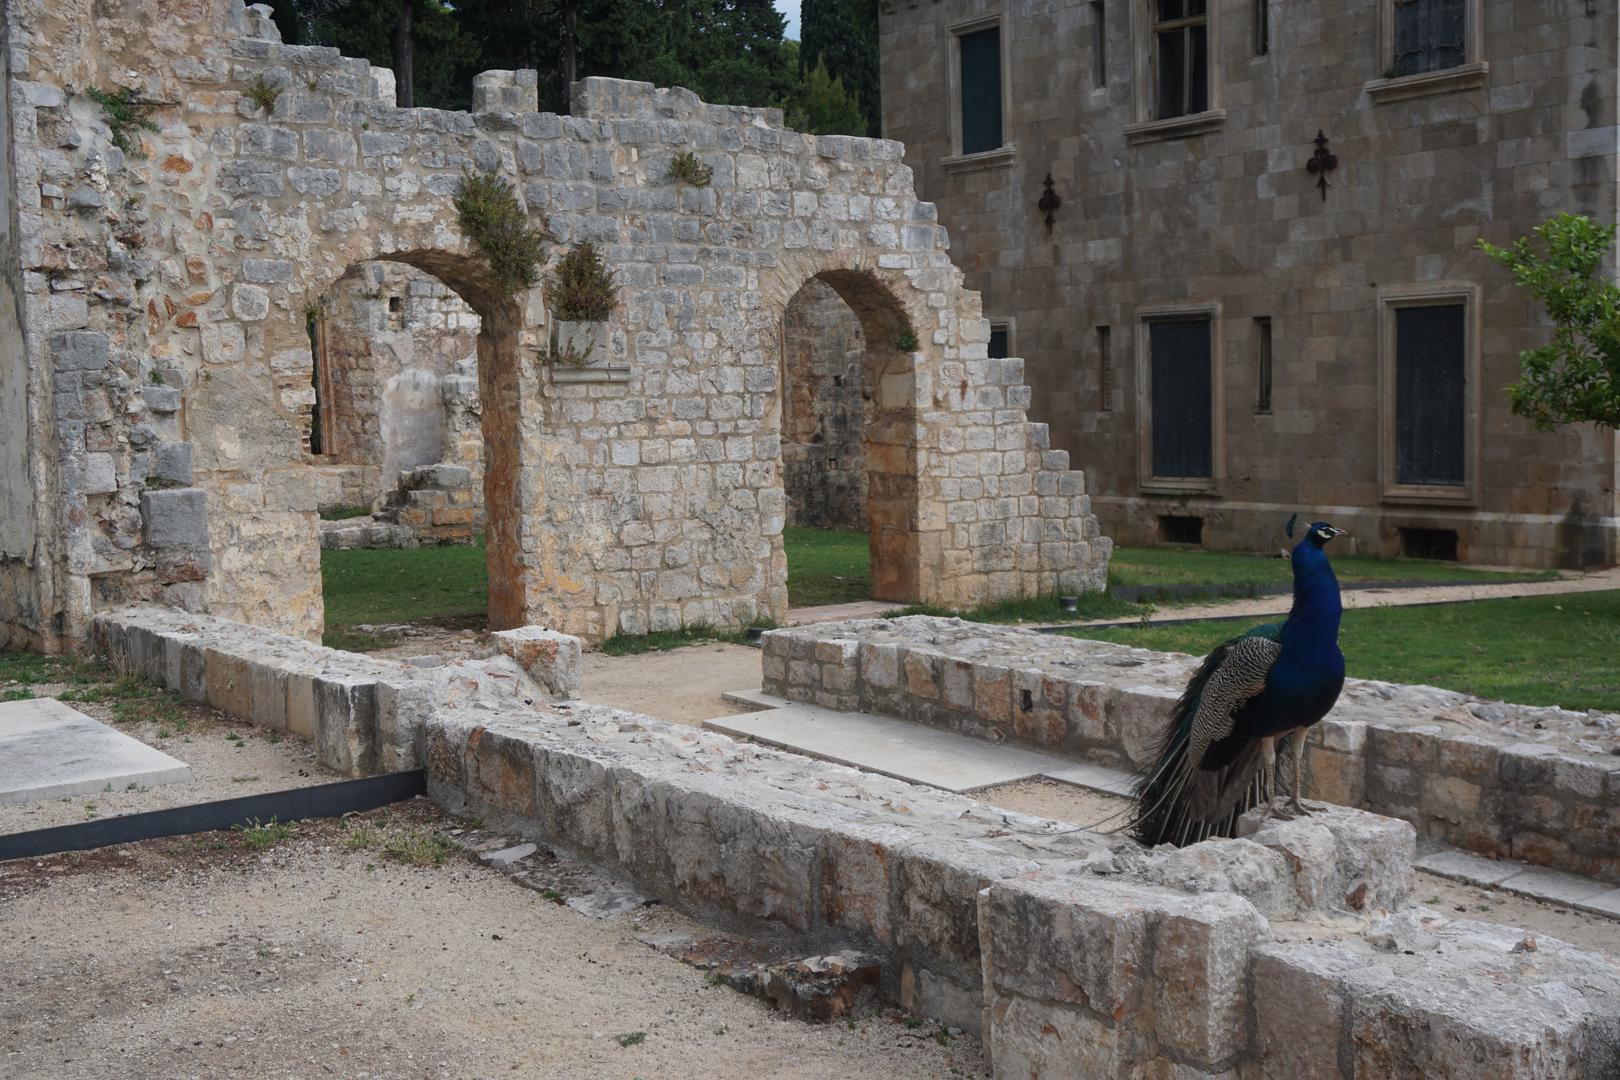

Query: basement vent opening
left=1158, top=515, right=1203, bottom=545
left=1399, top=527, right=1459, bottom=561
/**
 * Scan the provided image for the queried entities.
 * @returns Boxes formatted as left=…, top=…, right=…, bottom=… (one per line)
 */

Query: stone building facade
left=880, top=0, right=1619, bottom=567
left=0, top=0, right=1110, bottom=651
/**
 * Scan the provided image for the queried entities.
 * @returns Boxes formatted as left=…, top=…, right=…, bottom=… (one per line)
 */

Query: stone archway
left=303, top=251, right=532, bottom=632
left=778, top=269, right=924, bottom=604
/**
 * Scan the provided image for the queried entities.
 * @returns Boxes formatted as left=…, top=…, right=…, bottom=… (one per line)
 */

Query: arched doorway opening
left=301, top=252, right=529, bottom=646
left=779, top=270, right=921, bottom=606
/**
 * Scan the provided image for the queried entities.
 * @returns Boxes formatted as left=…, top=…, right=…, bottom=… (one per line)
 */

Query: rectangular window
left=1097, top=325, right=1113, bottom=412
left=1394, top=303, right=1466, bottom=486
left=1091, top=1, right=1107, bottom=87
left=958, top=26, right=1004, bottom=155
left=1254, top=317, right=1272, bottom=413
left=1392, top=0, right=1465, bottom=76
left=1149, top=317, right=1213, bottom=479
left=1253, top=0, right=1268, bottom=56
left=988, top=322, right=1010, bottom=359
left=1153, top=0, right=1208, bottom=120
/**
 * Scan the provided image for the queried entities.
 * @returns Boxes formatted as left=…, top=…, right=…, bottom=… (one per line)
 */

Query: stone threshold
left=1417, top=848, right=1620, bottom=921
left=712, top=688, right=1134, bottom=797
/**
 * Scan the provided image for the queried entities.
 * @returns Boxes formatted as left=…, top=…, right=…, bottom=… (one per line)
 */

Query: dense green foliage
left=269, top=0, right=869, bottom=134
left=546, top=242, right=619, bottom=321
left=799, top=0, right=879, bottom=135
left=454, top=171, right=549, bottom=296
left=1481, top=213, right=1620, bottom=430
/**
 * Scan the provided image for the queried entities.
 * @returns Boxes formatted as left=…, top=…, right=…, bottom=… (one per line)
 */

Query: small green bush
left=454, top=171, right=548, bottom=297
left=85, top=86, right=157, bottom=156
left=895, top=327, right=919, bottom=351
left=245, top=75, right=281, bottom=114
left=545, top=242, right=619, bottom=322
left=669, top=150, right=713, bottom=187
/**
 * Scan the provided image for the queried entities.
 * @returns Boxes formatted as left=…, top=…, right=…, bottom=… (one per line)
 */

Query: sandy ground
left=0, top=692, right=328, bottom=836
left=581, top=643, right=762, bottom=725
left=0, top=801, right=988, bottom=1080
left=971, top=778, right=1131, bottom=830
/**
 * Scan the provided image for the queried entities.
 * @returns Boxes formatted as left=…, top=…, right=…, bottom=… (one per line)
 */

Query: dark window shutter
left=1395, top=304, right=1466, bottom=486
left=988, top=326, right=1010, bottom=359
left=959, top=27, right=1003, bottom=154
left=1150, top=318, right=1213, bottom=479
left=1393, top=0, right=1465, bottom=75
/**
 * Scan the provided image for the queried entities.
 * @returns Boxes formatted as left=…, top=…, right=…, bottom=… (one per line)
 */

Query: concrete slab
left=705, top=695, right=1136, bottom=797
left=705, top=705, right=1061, bottom=793
left=1496, top=865, right=1613, bottom=906
left=1415, top=848, right=1521, bottom=888
left=1578, top=889, right=1620, bottom=919
left=0, top=697, right=190, bottom=806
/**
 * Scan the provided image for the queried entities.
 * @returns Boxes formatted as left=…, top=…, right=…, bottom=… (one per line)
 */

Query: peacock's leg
left=1288, top=730, right=1314, bottom=816
left=1256, top=735, right=1288, bottom=820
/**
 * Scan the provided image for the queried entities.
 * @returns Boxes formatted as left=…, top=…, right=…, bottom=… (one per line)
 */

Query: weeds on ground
left=597, top=623, right=760, bottom=656
left=235, top=817, right=296, bottom=850
left=615, top=1031, right=647, bottom=1047
left=382, top=828, right=452, bottom=866
left=343, top=824, right=380, bottom=850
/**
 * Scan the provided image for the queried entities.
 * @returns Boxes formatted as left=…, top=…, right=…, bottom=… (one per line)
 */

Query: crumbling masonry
left=0, top=0, right=1109, bottom=650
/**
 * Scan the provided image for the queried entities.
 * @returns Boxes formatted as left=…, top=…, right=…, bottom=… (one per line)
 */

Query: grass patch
left=1066, top=590, right=1620, bottom=712
left=0, top=652, right=183, bottom=723
left=321, top=541, right=489, bottom=650
left=319, top=505, right=373, bottom=521
left=785, top=526, right=871, bottom=607
left=615, top=1031, right=647, bottom=1048
left=382, top=828, right=452, bottom=866
left=235, top=817, right=296, bottom=850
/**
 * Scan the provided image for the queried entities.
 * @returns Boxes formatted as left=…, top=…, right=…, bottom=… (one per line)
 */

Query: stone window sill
left=1365, top=62, right=1488, bottom=104
left=941, top=145, right=1016, bottom=174
left=1140, top=478, right=1218, bottom=496
left=1123, top=109, right=1227, bottom=145
left=1381, top=483, right=1476, bottom=507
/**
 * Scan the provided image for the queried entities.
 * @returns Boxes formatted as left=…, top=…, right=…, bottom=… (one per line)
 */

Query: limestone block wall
left=764, top=618, right=1620, bottom=884
left=90, top=604, right=1620, bottom=1078
left=0, top=0, right=1109, bottom=650
left=782, top=277, right=868, bottom=531
left=881, top=0, right=1620, bottom=568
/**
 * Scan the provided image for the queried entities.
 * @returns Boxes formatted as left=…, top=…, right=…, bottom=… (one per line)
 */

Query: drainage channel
left=0, top=770, right=426, bottom=862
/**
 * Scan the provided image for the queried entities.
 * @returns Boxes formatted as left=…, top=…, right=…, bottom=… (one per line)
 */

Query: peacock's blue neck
left=1282, top=542, right=1343, bottom=654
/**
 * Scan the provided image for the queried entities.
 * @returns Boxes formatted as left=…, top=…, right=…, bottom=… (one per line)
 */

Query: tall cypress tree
left=799, top=0, right=879, bottom=136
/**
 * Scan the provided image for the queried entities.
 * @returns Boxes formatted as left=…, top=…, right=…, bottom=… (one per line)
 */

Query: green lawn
left=1108, top=546, right=1558, bottom=591
left=785, top=526, right=871, bottom=606
left=1066, top=591, right=1620, bottom=713
left=321, top=541, right=488, bottom=651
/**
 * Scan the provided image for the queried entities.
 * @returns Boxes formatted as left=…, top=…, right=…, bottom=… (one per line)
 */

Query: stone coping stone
left=0, top=697, right=190, bottom=805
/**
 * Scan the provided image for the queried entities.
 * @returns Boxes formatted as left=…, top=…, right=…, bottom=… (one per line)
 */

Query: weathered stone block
left=491, top=625, right=582, bottom=698
left=312, top=675, right=379, bottom=775
left=141, top=488, right=208, bottom=547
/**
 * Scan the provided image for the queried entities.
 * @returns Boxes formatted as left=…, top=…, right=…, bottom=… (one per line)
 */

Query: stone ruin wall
left=0, top=0, right=1111, bottom=650
left=782, top=277, right=868, bottom=531
left=311, top=260, right=484, bottom=518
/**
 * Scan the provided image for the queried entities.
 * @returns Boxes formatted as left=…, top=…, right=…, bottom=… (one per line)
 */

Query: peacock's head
left=1303, top=521, right=1346, bottom=548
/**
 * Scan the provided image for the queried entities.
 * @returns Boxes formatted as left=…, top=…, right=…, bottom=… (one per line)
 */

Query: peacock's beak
left=1329, top=526, right=1348, bottom=538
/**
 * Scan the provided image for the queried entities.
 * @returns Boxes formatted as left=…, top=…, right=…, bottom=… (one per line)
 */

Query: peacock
left=1129, top=516, right=1347, bottom=848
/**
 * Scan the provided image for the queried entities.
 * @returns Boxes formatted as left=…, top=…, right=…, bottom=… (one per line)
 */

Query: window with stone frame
left=957, top=24, right=1004, bottom=155
left=1152, top=0, right=1209, bottom=120
left=988, top=321, right=1011, bottom=359
left=1390, top=0, right=1465, bottom=77
left=1148, top=316, right=1213, bottom=479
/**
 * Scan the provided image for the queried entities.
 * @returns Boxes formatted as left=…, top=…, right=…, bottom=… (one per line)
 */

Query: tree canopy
left=1481, top=214, right=1620, bottom=431
left=270, top=0, right=873, bottom=134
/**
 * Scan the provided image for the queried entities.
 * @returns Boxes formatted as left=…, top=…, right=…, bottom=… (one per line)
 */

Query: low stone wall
left=762, top=617, right=1620, bottom=884
left=88, top=606, right=1620, bottom=1077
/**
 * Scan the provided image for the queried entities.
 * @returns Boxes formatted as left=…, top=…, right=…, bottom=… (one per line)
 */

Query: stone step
left=709, top=689, right=1134, bottom=796
left=1416, top=847, right=1620, bottom=921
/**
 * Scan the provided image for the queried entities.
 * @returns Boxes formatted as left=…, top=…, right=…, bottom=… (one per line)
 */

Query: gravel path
left=0, top=803, right=987, bottom=1080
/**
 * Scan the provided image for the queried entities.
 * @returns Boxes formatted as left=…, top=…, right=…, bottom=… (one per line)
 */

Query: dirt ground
left=0, top=694, right=327, bottom=836
left=0, top=801, right=987, bottom=1080
left=580, top=643, right=762, bottom=725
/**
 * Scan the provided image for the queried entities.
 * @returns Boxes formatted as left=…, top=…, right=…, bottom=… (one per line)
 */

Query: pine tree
left=800, top=0, right=879, bottom=136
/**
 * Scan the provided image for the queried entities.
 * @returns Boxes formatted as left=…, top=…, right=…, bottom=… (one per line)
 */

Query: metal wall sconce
left=1307, top=130, right=1338, bottom=202
left=1038, top=173, right=1062, bottom=235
